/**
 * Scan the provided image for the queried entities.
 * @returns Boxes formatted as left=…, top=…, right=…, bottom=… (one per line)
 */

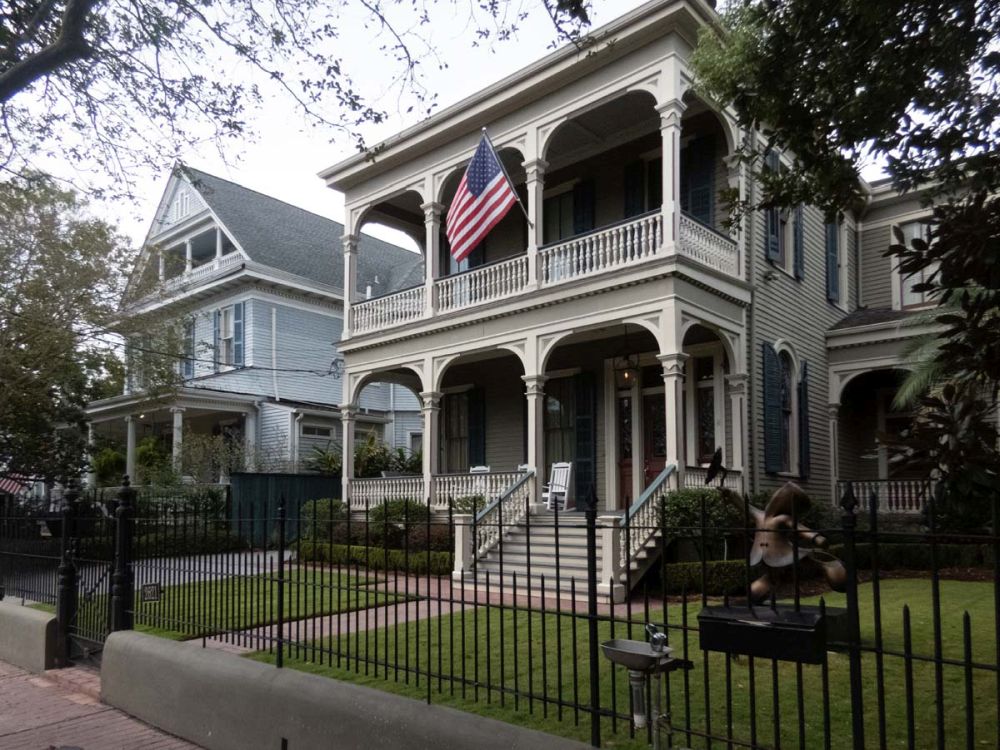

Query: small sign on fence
left=140, top=583, right=162, bottom=603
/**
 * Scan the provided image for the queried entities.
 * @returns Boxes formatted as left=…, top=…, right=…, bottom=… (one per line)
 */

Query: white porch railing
left=539, top=211, right=662, bottom=286
left=683, top=466, right=744, bottom=494
left=348, top=476, right=423, bottom=511
left=836, top=479, right=931, bottom=514
left=163, top=252, right=243, bottom=288
left=352, top=285, right=425, bottom=335
left=619, top=464, right=676, bottom=571
left=432, top=471, right=529, bottom=512
left=472, top=470, right=535, bottom=559
left=678, top=214, right=739, bottom=276
left=435, top=256, right=529, bottom=313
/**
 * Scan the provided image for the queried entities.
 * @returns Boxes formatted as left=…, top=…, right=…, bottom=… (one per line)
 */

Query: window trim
left=825, top=217, right=849, bottom=311
left=772, top=339, right=800, bottom=476
left=683, top=342, right=726, bottom=467
left=890, top=218, right=938, bottom=311
left=301, top=424, right=333, bottom=438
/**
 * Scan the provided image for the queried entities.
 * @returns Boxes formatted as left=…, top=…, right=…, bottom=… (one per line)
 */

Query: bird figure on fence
left=704, top=447, right=727, bottom=488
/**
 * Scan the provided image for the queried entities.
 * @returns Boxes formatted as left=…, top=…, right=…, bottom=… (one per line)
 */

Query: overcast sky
left=87, top=1, right=654, bottom=252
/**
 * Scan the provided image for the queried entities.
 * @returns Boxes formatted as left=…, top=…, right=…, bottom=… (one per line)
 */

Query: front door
left=642, top=393, right=667, bottom=488
left=617, top=395, right=633, bottom=508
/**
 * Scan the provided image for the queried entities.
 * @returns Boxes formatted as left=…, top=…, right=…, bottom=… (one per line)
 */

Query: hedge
left=297, top=540, right=453, bottom=576
left=78, top=528, right=246, bottom=559
left=658, top=560, right=747, bottom=596
left=830, top=542, right=995, bottom=571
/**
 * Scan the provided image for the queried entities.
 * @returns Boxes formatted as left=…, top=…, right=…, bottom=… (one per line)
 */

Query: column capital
left=656, top=99, right=686, bottom=128
left=521, top=374, right=548, bottom=397
left=419, top=390, right=443, bottom=410
left=342, top=233, right=359, bottom=253
left=169, top=406, right=186, bottom=414
left=828, top=402, right=841, bottom=419
left=521, top=158, right=549, bottom=179
left=339, top=404, right=358, bottom=420
left=124, top=414, right=135, bottom=424
left=421, top=201, right=445, bottom=219
left=725, top=372, right=749, bottom=393
left=657, top=352, right=690, bottom=378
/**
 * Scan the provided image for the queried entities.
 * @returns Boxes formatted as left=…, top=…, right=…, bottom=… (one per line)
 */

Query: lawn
left=251, top=578, right=999, bottom=749
left=35, top=567, right=409, bottom=642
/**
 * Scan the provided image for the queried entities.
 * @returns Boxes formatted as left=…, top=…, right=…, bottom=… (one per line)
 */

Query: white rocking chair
left=543, top=461, right=573, bottom=511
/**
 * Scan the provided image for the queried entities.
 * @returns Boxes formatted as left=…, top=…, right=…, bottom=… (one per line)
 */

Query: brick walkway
left=0, top=660, right=198, bottom=749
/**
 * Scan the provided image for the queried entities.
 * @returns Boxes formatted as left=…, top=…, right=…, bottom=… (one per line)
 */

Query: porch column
left=157, top=251, right=165, bottom=282
left=342, top=234, right=359, bottom=340
left=170, top=407, right=184, bottom=473
left=244, top=408, right=258, bottom=469
left=125, top=415, right=137, bottom=481
left=725, top=373, right=748, bottom=478
left=658, top=353, right=689, bottom=489
left=657, top=99, right=686, bottom=249
left=341, top=405, right=356, bottom=508
left=522, top=159, right=548, bottom=287
left=184, top=240, right=193, bottom=274
left=85, top=422, right=97, bottom=488
left=420, top=392, right=442, bottom=508
left=215, top=227, right=224, bottom=259
left=828, top=403, right=841, bottom=504
left=421, top=202, right=444, bottom=317
left=522, top=374, right=547, bottom=508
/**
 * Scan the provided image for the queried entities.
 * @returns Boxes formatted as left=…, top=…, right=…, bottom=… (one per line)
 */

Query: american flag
left=446, top=132, right=519, bottom=262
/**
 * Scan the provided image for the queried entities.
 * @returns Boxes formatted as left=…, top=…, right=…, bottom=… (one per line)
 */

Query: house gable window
left=896, top=220, right=938, bottom=308
left=213, top=301, right=245, bottom=370
left=301, top=425, right=332, bottom=438
left=825, top=218, right=847, bottom=307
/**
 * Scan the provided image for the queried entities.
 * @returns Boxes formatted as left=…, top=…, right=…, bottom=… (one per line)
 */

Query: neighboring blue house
left=86, top=165, right=423, bottom=482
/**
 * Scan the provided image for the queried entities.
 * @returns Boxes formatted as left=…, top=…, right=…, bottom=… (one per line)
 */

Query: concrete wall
left=0, top=601, right=58, bottom=672
left=102, top=632, right=586, bottom=750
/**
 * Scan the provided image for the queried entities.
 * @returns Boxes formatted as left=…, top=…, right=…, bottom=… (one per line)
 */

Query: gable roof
left=181, top=166, right=423, bottom=295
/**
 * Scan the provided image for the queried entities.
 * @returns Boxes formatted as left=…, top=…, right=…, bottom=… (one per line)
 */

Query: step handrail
left=621, top=464, right=676, bottom=571
left=472, top=469, right=535, bottom=559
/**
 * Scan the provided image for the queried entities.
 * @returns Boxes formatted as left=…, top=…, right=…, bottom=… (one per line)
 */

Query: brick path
left=0, top=660, right=198, bottom=749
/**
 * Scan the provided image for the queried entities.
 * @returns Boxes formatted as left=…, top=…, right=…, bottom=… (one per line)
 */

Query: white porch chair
left=469, top=466, right=491, bottom=474
left=543, top=462, right=573, bottom=511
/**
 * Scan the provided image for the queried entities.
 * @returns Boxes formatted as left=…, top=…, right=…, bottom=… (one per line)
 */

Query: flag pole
left=482, top=127, right=534, bottom=229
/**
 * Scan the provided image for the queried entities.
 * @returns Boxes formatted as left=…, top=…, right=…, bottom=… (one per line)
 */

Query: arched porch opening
left=682, top=324, right=734, bottom=473
left=352, top=367, right=424, bottom=461
left=679, top=92, right=737, bottom=238
left=353, top=190, right=425, bottom=301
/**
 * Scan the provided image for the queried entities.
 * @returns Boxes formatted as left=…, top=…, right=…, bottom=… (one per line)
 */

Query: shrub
left=78, top=528, right=246, bottom=559
left=659, top=488, right=742, bottom=559
left=368, top=498, right=431, bottom=548
left=829, top=542, right=995, bottom=571
left=92, top=447, right=126, bottom=487
left=300, top=498, right=346, bottom=540
left=405, top=522, right=453, bottom=552
left=450, top=495, right=487, bottom=515
left=657, top=560, right=747, bottom=596
left=297, top=540, right=452, bottom=576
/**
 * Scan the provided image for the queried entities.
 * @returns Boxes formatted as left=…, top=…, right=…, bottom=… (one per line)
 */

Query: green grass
left=34, top=567, right=410, bottom=641
left=250, top=579, right=999, bottom=749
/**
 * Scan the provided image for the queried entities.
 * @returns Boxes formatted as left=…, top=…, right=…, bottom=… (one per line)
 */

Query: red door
left=617, top=395, right=633, bottom=509
left=643, top=393, right=667, bottom=487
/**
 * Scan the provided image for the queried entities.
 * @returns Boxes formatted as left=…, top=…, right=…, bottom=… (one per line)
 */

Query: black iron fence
left=2, top=479, right=998, bottom=749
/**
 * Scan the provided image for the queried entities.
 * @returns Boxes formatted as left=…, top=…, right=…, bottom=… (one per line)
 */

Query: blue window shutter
left=793, top=205, right=805, bottom=280
left=574, top=371, right=597, bottom=501
left=183, top=320, right=195, bottom=379
left=233, top=302, right=245, bottom=367
left=763, top=342, right=783, bottom=474
left=623, top=161, right=645, bottom=218
left=212, top=310, right=220, bottom=373
left=572, top=179, right=596, bottom=235
left=798, top=361, right=811, bottom=479
left=826, top=221, right=840, bottom=302
left=681, top=135, right=715, bottom=225
left=467, top=387, right=486, bottom=467
left=764, top=150, right=781, bottom=261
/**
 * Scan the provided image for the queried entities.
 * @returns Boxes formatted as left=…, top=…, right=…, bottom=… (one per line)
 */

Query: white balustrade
left=435, top=256, right=529, bottom=313
left=619, top=465, right=675, bottom=571
left=432, top=471, right=528, bottom=512
left=837, top=479, right=930, bottom=514
left=678, top=214, right=739, bottom=276
left=163, top=252, right=243, bottom=289
left=539, top=211, right=662, bottom=286
left=348, top=476, right=424, bottom=511
left=351, top=285, right=425, bottom=336
left=472, top=471, right=534, bottom=559
left=683, top=466, right=743, bottom=494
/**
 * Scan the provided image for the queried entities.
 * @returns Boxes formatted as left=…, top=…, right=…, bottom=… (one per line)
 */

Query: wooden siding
left=859, top=223, right=894, bottom=309
left=258, top=402, right=292, bottom=471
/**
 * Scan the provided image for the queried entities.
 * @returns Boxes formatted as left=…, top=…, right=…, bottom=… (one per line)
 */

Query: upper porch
left=326, top=17, right=747, bottom=345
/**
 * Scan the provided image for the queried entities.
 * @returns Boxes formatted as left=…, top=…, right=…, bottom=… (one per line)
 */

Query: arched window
left=779, top=351, right=795, bottom=473
left=764, top=341, right=808, bottom=476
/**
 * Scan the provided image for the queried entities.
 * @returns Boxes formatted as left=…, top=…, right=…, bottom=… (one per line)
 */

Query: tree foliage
left=692, top=0, right=1000, bottom=504
left=0, top=173, right=130, bottom=481
left=0, top=0, right=590, bottom=196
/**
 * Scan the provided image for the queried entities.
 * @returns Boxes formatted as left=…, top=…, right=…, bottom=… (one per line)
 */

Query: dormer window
left=174, top=189, right=191, bottom=222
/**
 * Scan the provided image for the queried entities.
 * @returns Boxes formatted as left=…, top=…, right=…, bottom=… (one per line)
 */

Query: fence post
left=584, top=485, right=601, bottom=748
left=111, top=476, right=136, bottom=632
left=452, top=514, right=474, bottom=577
left=55, top=483, right=80, bottom=666
left=276, top=496, right=286, bottom=668
left=839, top=483, right=865, bottom=750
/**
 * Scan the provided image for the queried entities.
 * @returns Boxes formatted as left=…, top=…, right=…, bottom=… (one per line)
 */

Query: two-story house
left=85, top=166, right=424, bottom=483
left=317, top=0, right=937, bottom=596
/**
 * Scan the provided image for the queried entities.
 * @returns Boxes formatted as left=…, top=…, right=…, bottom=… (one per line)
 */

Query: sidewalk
left=0, top=659, right=198, bottom=749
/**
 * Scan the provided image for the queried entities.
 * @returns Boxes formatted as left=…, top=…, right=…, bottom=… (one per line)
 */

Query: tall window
left=543, top=190, right=574, bottom=244
left=693, top=356, right=716, bottom=464
left=898, top=220, right=938, bottom=308
left=442, top=392, right=469, bottom=472
left=779, top=352, right=794, bottom=473
left=544, top=377, right=576, bottom=466
left=182, top=319, right=195, bottom=379
left=219, top=307, right=235, bottom=365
